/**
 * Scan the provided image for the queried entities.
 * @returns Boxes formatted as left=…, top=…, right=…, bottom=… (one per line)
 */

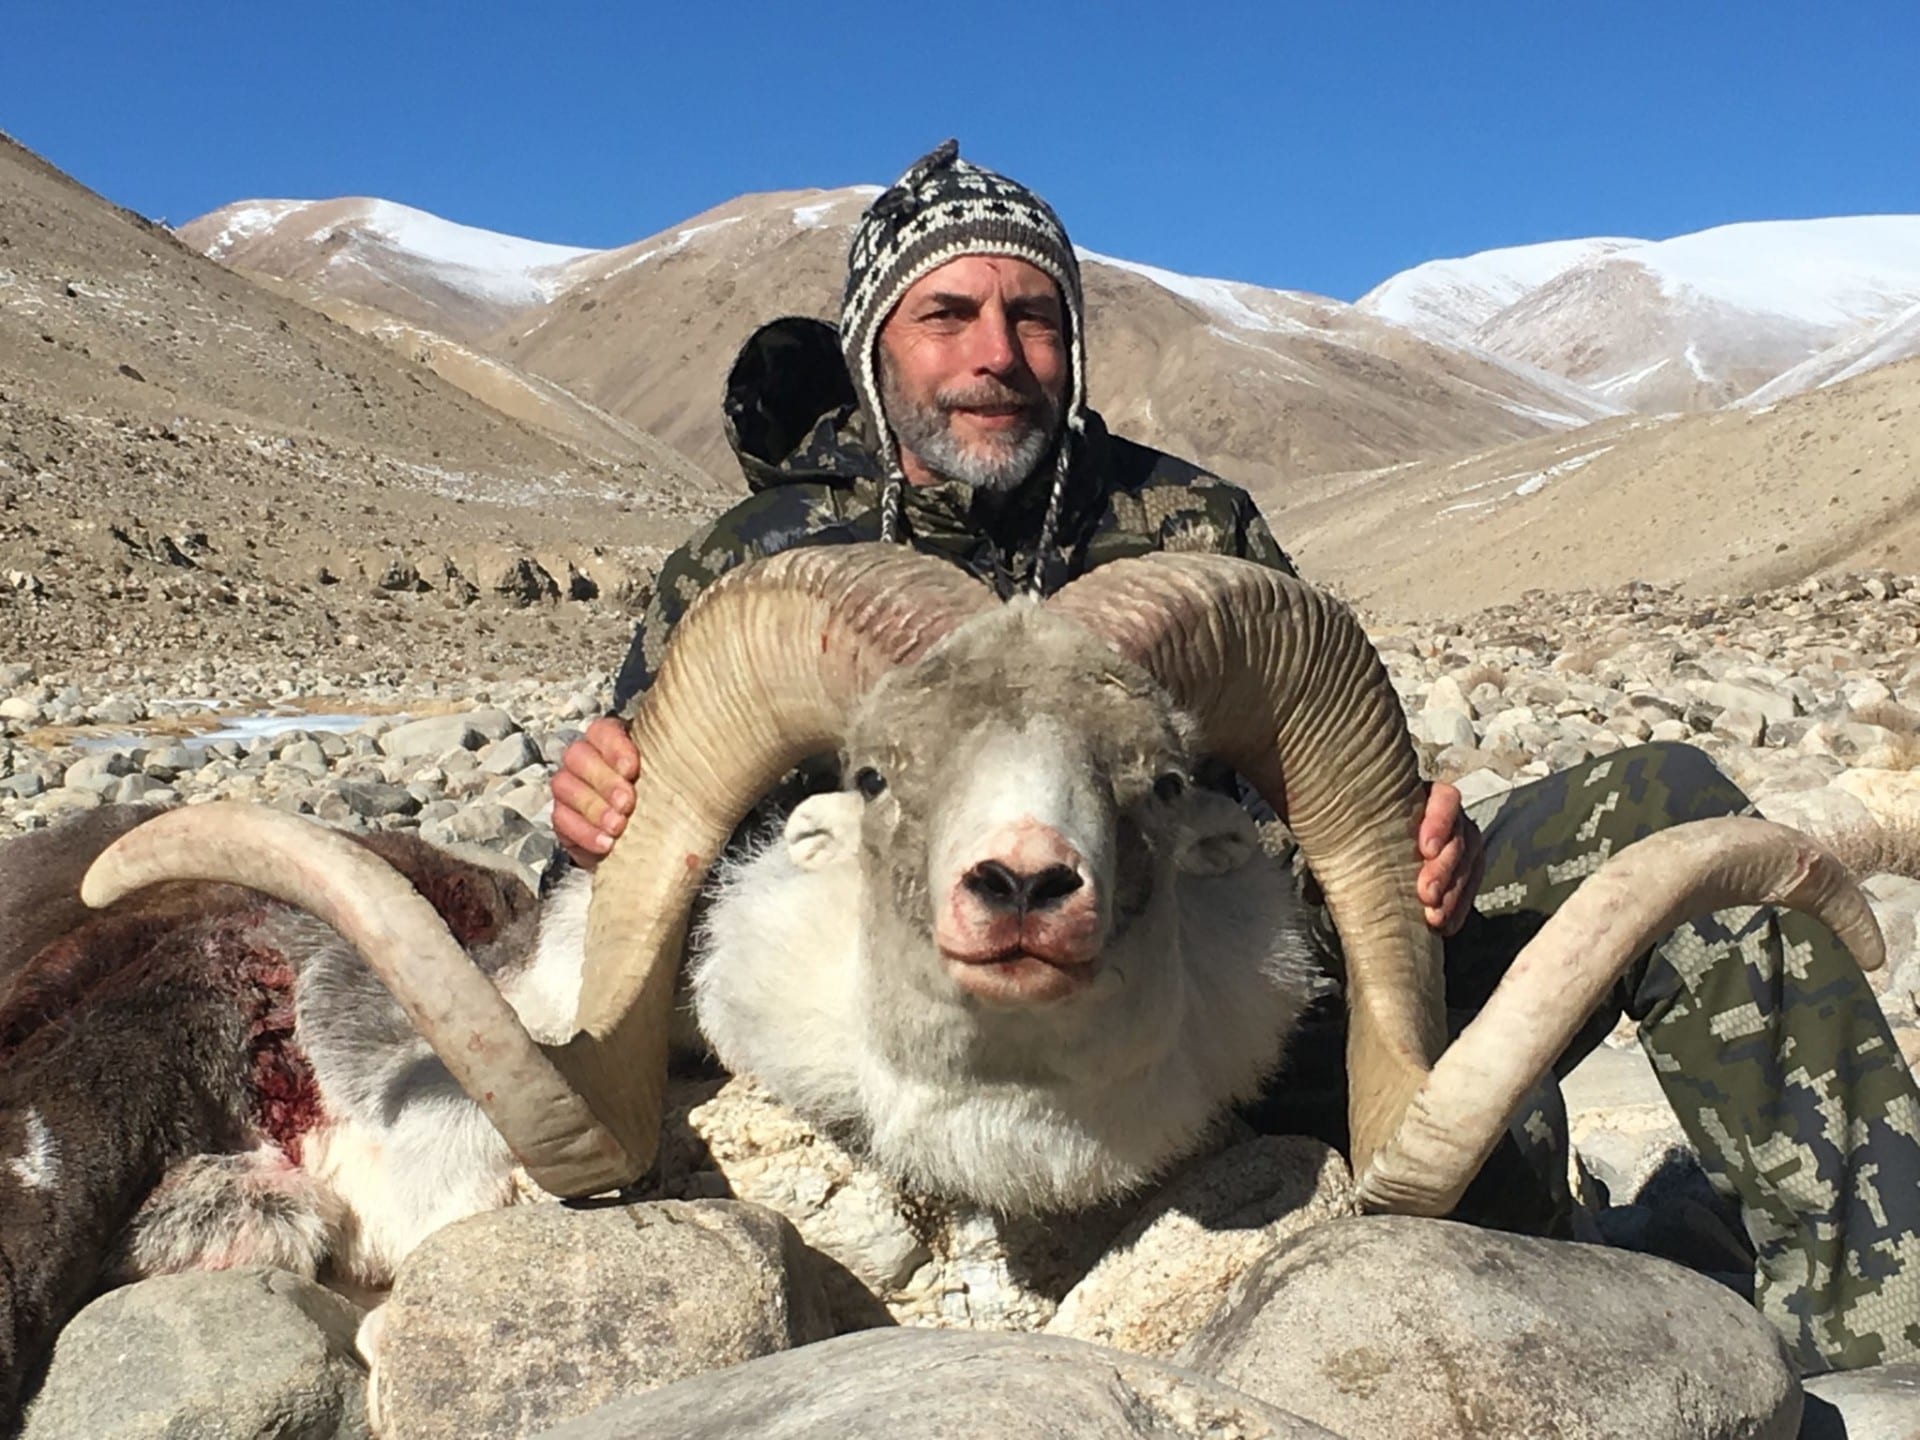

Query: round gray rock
left=1047, top=1135, right=1357, bottom=1357
left=22, top=1267, right=368, bottom=1439
left=1176, top=1216, right=1800, bottom=1440
left=1800, top=1363, right=1920, bottom=1439
left=533, top=1328, right=1343, bottom=1439
left=371, top=1199, right=833, bottom=1440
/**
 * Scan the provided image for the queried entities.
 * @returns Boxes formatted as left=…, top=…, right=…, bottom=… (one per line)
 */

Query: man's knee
left=1551, top=741, right=1750, bottom=826
left=1622, top=740, right=1750, bottom=819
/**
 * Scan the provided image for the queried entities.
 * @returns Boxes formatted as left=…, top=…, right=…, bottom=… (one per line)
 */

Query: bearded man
left=550, top=141, right=1920, bottom=1373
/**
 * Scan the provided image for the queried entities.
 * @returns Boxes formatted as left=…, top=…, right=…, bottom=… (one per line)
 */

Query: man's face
left=876, top=255, right=1068, bottom=491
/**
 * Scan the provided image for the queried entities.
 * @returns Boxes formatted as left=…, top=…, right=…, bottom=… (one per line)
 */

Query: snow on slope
left=1629, top=216, right=1920, bottom=328
left=200, top=200, right=306, bottom=255
left=1465, top=216, right=1920, bottom=411
left=1368, top=218, right=1920, bottom=348
left=345, top=199, right=598, bottom=305
left=1741, top=300, right=1920, bottom=407
left=1358, top=237, right=1640, bottom=341
left=1079, top=248, right=1322, bottom=334
left=192, top=197, right=602, bottom=310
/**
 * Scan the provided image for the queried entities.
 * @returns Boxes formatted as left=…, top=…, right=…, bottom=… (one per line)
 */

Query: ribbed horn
left=559, top=544, right=997, bottom=1191
left=1357, top=815, right=1885, bottom=1215
left=1048, top=553, right=1440, bottom=1183
left=82, top=803, right=635, bottom=1189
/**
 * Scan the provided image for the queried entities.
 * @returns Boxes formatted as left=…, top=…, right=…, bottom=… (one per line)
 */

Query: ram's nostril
left=963, top=859, right=1022, bottom=910
left=1027, top=864, right=1083, bottom=909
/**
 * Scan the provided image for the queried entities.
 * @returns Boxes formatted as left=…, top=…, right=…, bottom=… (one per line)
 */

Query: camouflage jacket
left=612, top=316, right=1295, bottom=712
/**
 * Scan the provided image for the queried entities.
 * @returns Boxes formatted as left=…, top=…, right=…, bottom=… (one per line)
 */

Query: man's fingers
left=552, top=769, right=626, bottom=843
left=1436, top=869, right=1475, bottom=936
left=1419, top=781, right=1464, bottom=859
left=552, top=802, right=613, bottom=864
left=562, top=742, right=634, bottom=817
left=584, top=716, right=640, bottom=780
left=1418, top=832, right=1466, bottom=905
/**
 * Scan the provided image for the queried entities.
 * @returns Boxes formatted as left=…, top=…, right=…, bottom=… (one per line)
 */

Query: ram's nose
left=961, top=858, right=1085, bottom=915
left=937, top=821, right=1104, bottom=990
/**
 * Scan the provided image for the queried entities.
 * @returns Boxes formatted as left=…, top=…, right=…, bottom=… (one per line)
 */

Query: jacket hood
left=720, top=316, right=879, bottom=494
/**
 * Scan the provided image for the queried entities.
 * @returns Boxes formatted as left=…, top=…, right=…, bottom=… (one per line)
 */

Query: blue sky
left=7, top=2, right=1916, bottom=301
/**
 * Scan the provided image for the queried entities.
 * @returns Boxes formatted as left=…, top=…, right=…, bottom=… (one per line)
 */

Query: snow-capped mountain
left=1357, top=237, right=1640, bottom=343
left=1367, top=217, right=1920, bottom=412
left=184, top=187, right=1613, bottom=489
left=181, top=198, right=603, bottom=344
left=182, top=184, right=1920, bottom=487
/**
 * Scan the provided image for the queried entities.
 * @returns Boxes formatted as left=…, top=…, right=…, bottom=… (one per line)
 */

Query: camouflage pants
left=1249, top=741, right=1920, bottom=1373
left=1472, top=741, right=1920, bottom=1372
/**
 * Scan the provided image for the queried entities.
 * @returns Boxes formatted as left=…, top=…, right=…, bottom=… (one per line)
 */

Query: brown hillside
left=0, top=132, right=717, bottom=679
left=1274, top=356, right=1920, bottom=619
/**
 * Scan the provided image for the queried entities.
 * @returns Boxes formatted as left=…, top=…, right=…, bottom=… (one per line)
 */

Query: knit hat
left=840, top=140, right=1087, bottom=587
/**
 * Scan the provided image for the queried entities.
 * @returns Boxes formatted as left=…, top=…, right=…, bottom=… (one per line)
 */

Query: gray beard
left=879, top=359, right=1060, bottom=493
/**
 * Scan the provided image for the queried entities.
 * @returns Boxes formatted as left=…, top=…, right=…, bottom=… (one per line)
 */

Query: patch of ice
left=791, top=200, right=840, bottom=228
left=1439, top=496, right=1504, bottom=517
left=1684, top=342, right=1710, bottom=382
left=1512, top=445, right=1615, bottom=497
left=1595, top=357, right=1671, bottom=394
left=204, top=200, right=303, bottom=257
left=1499, top=399, right=1588, bottom=427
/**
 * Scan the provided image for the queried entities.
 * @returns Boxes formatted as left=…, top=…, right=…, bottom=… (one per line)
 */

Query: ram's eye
left=854, top=767, right=888, bottom=800
left=1153, top=772, right=1187, bottom=804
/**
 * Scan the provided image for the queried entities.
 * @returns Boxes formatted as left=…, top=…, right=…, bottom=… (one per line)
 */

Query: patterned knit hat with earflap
left=839, top=140, right=1087, bottom=591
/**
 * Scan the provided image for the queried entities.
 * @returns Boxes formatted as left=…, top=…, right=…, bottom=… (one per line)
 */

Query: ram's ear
left=785, top=793, right=866, bottom=872
left=1174, top=789, right=1260, bottom=877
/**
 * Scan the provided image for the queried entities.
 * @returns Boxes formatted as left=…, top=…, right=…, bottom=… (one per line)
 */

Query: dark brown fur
left=0, top=808, right=538, bottom=1421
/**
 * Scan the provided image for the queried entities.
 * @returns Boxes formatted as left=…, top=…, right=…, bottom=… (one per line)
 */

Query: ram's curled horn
left=1047, top=555, right=1443, bottom=1190
left=1049, top=554, right=1888, bottom=1218
left=81, top=804, right=636, bottom=1188
left=84, top=545, right=998, bottom=1197
left=1357, top=814, right=1884, bottom=1216
left=558, top=544, right=998, bottom=1191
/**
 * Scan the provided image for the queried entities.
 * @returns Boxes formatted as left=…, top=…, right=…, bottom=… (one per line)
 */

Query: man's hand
left=1417, top=781, right=1485, bottom=937
left=551, top=716, right=639, bottom=870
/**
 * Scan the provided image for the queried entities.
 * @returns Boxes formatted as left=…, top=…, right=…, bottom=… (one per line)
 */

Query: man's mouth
left=952, top=402, right=1030, bottom=422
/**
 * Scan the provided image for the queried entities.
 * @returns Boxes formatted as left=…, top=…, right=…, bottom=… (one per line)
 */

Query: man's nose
left=965, top=308, right=1020, bottom=375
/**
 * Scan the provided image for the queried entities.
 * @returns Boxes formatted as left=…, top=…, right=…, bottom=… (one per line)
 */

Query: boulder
left=1047, top=1135, right=1357, bottom=1357
left=22, top=1268, right=367, bottom=1439
left=1836, top=769, right=1920, bottom=834
left=371, top=1199, right=831, bottom=1440
left=61, top=752, right=137, bottom=794
left=1176, top=1216, right=1800, bottom=1440
left=1754, top=786, right=1876, bottom=845
left=1801, top=1362, right=1920, bottom=1439
left=532, top=1329, right=1341, bottom=1440
left=377, top=714, right=484, bottom=760
left=480, top=732, right=543, bottom=775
